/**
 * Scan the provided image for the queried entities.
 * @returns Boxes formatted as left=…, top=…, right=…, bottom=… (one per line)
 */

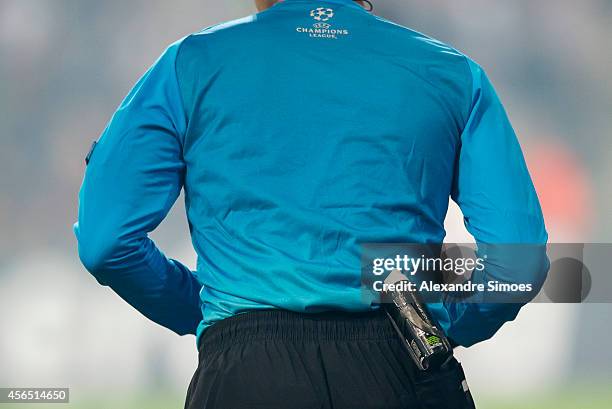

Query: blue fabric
left=75, top=0, right=548, bottom=347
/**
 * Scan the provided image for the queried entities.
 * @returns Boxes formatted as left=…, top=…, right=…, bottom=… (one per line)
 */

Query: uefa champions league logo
left=296, top=7, right=349, bottom=39
left=310, top=7, right=335, bottom=22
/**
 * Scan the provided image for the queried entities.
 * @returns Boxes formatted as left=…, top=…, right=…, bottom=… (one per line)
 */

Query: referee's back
left=76, top=0, right=548, bottom=353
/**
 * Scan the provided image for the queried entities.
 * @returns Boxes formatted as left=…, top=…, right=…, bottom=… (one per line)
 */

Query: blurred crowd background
left=1, top=1, right=611, bottom=408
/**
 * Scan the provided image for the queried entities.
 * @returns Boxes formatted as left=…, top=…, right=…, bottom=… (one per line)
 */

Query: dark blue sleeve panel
left=74, top=40, right=202, bottom=336
left=436, top=60, right=550, bottom=347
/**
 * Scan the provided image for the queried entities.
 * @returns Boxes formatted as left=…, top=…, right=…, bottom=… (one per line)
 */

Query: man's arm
left=429, top=59, right=550, bottom=347
left=74, top=40, right=202, bottom=336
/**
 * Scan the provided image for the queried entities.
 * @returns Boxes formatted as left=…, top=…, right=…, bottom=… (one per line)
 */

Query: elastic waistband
left=200, top=309, right=398, bottom=352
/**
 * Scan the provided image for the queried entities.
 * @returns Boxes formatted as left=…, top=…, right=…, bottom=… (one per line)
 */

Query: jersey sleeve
left=74, top=40, right=202, bottom=336
left=429, top=59, right=550, bottom=347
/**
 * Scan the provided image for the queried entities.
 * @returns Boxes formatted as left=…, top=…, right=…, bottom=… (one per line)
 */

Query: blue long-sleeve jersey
left=75, top=0, right=549, bottom=348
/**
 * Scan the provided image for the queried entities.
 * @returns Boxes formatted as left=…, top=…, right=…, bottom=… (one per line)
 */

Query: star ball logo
left=296, top=7, right=350, bottom=39
left=310, top=7, right=334, bottom=22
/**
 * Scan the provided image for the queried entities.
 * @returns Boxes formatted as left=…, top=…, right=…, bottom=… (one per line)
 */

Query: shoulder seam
left=174, top=36, right=192, bottom=147
left=459, top=55, right=477, bottom=137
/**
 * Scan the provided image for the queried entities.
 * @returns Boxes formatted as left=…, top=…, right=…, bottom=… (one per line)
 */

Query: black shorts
left=185, top=309, right=476, bottom=409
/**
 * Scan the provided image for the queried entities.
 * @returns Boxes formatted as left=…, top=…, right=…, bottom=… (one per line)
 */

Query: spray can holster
left=384, top=281, right=452, bottom=371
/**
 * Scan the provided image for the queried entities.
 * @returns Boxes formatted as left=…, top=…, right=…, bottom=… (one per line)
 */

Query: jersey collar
left=280, top=0, right=365, bottom=11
